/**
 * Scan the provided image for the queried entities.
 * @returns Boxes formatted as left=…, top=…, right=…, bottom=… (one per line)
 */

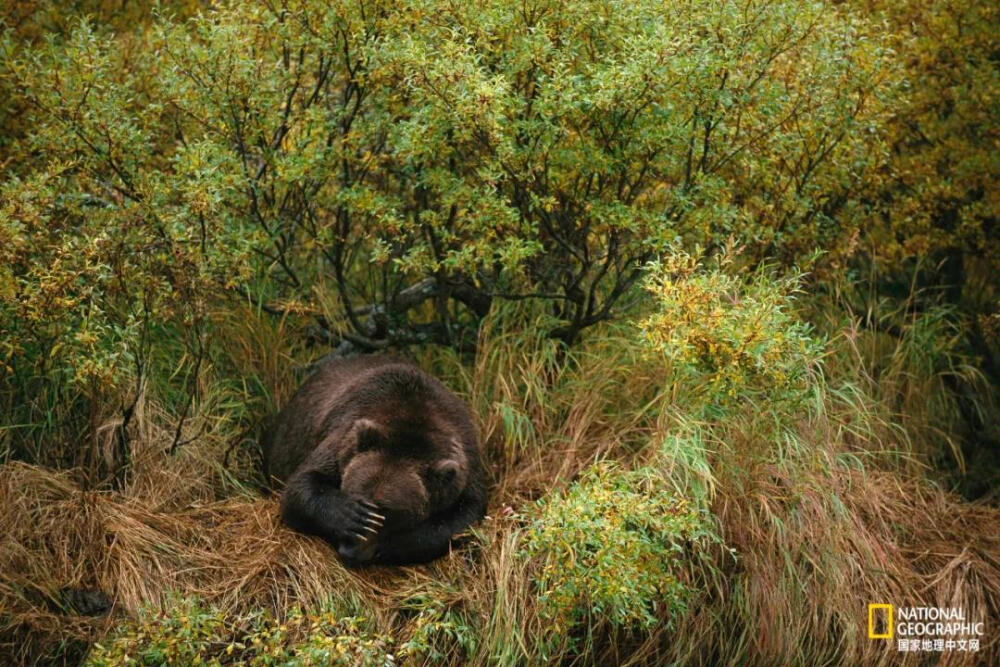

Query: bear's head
left=338, top=418, right=467, bottom=559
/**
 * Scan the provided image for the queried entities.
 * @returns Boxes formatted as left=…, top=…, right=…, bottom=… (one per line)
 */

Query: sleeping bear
left=262, top=356, right=487, bottom=565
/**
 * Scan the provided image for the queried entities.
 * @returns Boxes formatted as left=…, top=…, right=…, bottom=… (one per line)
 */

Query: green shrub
left=86, top=596, right=395, bottom=666
left=1, top=0, right=894, bottom=378
left=521, top=463, right=714, bottom=654
left=641, top=249, right=822, bottom=414
left=396, top=594, right=477, bottom=664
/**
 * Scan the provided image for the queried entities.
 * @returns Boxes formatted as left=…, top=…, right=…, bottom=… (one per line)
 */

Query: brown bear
left=262, top=355, right=487, bottom=565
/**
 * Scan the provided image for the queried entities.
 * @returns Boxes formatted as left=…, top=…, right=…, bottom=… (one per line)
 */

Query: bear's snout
left=372, top=469, right=430, bottom=521
left=341, top=454, right=430, bottom=523
left=338, top=538, right=378, bottom=565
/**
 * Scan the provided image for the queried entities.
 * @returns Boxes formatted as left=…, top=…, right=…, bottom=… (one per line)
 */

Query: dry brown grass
left=1, top=313, right=998, bottom=665
left=679, top=461, right=1000, bottom=666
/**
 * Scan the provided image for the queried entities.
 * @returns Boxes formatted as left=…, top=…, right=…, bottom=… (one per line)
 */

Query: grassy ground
left=1, top=301, right=998, bottom=665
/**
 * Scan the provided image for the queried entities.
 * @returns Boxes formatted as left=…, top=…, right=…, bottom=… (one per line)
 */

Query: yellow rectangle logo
left=868, top=604, right=893, bottom=639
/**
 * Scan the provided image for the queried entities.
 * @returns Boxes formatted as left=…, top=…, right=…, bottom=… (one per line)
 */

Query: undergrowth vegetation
left=1, top=260, right=997, bottom=664
left=521, top=464, right=713, bottom=656
left=88, top=597, right=396, bottom=666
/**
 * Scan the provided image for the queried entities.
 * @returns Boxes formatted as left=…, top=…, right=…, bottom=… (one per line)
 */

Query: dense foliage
left=1, top=0, right=892, bottom=390
left=642, top=249, right=820, bottom=412
left=521, top=463, right=711, bottom=653
left=860, top=0, right=998, bottom=274
left=87, top=597, right=396, bottom=666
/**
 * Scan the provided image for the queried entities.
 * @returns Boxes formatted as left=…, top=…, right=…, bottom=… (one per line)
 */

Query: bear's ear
left=354, top=418, right=384, bottom=452
left=431, top=458, right=462, bottom=484
left=430, top=437, right=468, bottom=487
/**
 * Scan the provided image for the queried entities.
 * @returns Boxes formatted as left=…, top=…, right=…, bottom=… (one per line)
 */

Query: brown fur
left=262, top=356, right=486, bottom=565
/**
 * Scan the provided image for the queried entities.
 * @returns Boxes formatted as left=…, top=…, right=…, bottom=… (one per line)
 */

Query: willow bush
left=520, top=463, right=713, bottom=659
left=0, top=0, right=898, bottom=473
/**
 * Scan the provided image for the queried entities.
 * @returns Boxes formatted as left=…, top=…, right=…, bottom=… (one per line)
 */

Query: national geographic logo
left=868, top=604, right=985, bottom=654
left=868, top=604, right=893, bottom=639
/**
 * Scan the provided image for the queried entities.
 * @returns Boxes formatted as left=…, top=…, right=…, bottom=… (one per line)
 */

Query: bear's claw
left=349, top=501, right=385, bottom=543
left=359, top=499, right=384, bottom=514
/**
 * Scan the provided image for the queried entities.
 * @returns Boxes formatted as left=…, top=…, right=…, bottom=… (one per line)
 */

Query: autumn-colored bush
left=1, top=0, right=897, bottom=470
left=641, top=249, right=821, bottom=413
left=520, top=463, right=713, bottom=657
left=87, top=596, right=396, bottom=666
left=835, top=0, right=1000, bottom=494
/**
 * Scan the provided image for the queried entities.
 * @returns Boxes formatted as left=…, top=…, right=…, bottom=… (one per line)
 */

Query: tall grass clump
left=638, top=252, right=999, bottom=665
left=811, top=277, right=1000, bottom=498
